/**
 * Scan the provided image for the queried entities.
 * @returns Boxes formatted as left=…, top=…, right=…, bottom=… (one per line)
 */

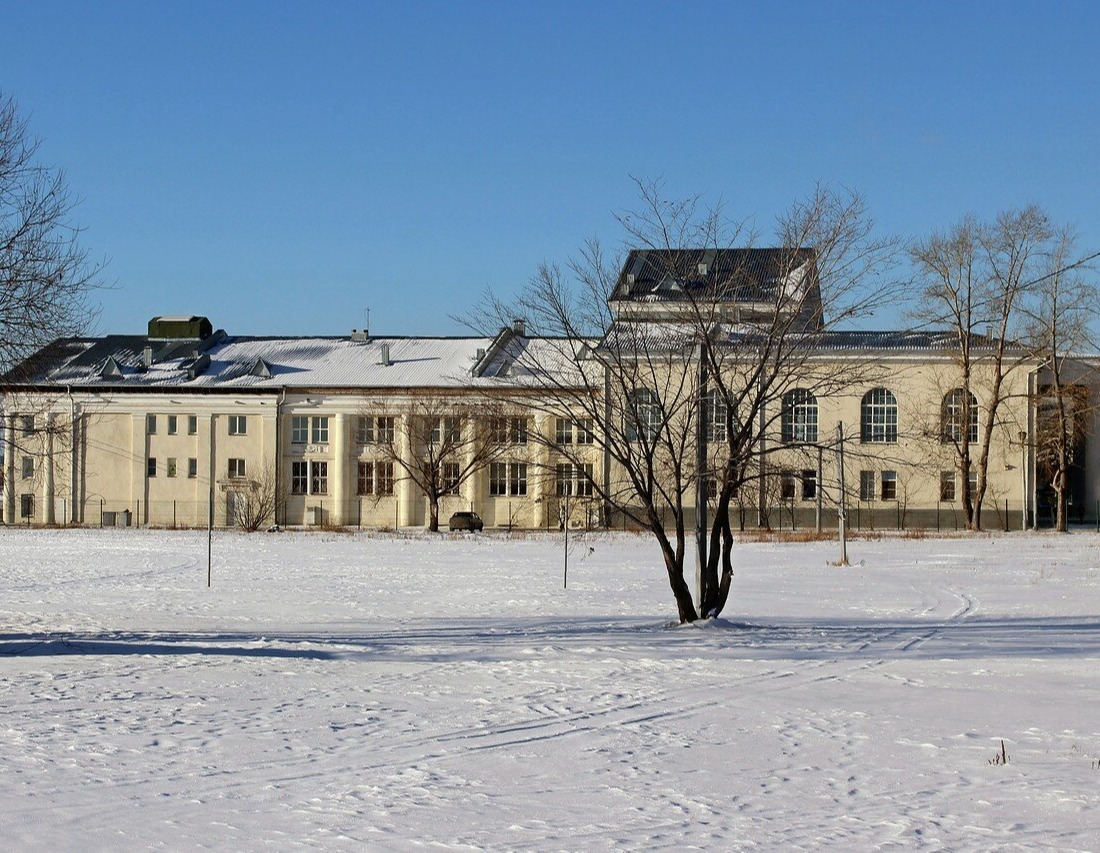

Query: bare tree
left=1023, top=230, right=1098, bottom=531
left=368, top=397, right=506, bottom=531
left=228, top=465, right=283, bottom=531
left=478, top=180, right=900, bottom=623
left=910, top=207, right=1052, bottom=530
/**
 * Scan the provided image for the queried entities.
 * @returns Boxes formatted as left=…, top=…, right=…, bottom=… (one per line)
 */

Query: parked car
left=448, top=511, right=484, bottom=532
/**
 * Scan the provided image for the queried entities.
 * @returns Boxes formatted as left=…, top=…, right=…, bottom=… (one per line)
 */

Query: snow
left=2, top=528, right=1099, bottom=850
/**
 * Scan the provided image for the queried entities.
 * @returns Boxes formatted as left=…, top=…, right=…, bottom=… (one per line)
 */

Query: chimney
left=697, top=262, right=708, bottom=276
left=380, top=343, right=391, bottom=366
left=351, top=329, right=368, bottom=343
left=513, top=318, right=525, bottom=337
left=476, top=347, right=486, bottom=361
left=142, top=346, right=153, bottom=368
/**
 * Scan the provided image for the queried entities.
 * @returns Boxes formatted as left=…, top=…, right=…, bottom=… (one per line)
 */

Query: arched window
left=942, top=389, right=978, bottom=443
left=781, top=388, right=818, bottom=443
left=627, top=388, right=662, bottom=442
left=861, top=388, right=898, bottom=443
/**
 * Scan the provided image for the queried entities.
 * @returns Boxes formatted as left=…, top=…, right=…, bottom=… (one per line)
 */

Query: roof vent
left=142, top=346, right=153, bottom=368
left=351, top=329, right=369, bottom=343
left=627, top=273, right=636, bottom=285
left=513, top=318, right=525, bottom=337
left=380, top=343, right=391, bottom=366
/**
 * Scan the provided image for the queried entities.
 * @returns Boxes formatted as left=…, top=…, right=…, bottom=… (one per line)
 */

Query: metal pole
left=816, top=446, right=823, bottom=533
left=695, top=342, right=708, bottom=607
left=564, top=488, right=569, bottom=589
left=836, top=421, right=848, bottom=565
left=207, top=481, right=213, bottom=587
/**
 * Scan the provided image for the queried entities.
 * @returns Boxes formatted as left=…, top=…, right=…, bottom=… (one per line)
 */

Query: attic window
left=99, top=356, right=123, bottom=378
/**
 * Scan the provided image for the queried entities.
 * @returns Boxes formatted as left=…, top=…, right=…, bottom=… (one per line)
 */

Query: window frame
left=942, top=389, right=979, bottom=444
left=861, top=388, right=898, bottom=444
left=228, top=458, right=246, bottom=479
left=228, top=414, right=247, bottom=436
left=782, top=388, right=819, bottom=444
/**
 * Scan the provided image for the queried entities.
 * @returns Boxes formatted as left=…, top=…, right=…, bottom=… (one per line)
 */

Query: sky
left=2, top=1, right=1098, bottom=338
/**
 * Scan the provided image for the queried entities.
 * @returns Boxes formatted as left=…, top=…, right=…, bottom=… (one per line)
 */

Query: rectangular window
left=311, top=416, right=329, bottom=444
left=146, top=414, right=157, bottom=435
left=430, top=417, right=461, bottom=445
left=167, top=415, right=178, bottom=435
left=291, top=416, right=308, bottom=444
left=556, top=463, right=574, bottom=497
left=780, top=471, right=796, bottom=500
left=442, top=461, right=461, bottom=495
left=557, top=463, right=594, bottom=498
left=310, top=460, right=328, bottom=494
left=20, top=415, right=35, bottom=436
left=357, top=461, right=374, bottom=495
left=21, top=456, right=34, bottom=479
left=509, top=462, right=528, bottom=496
left=167, top=458, right=177, bottom=478
left=377, top=462, right=394, bottom=496
left=490, top=417, right=527, bottom=445
left=556, top=418, right=573, bottom=446
left=705, top=391, right=728, bottom=443
left=940, top=470, right=956, bottom=501
left=228, top=415, right=247, bottom=436
left=291, top=461, right=308, bottom=495
left=357, top=416, right=374, bottom=444
left=859, top=470, right=875, bottom=501
left=20, top=494, right=34, bottom=518
left=801, top=470, right=817, bottom=501
left=147, top=457, right=157, bottom=478
left=576, top=418, right=594, bottom=445
left=188, top=458, right=198, bottom=479
left=228, top=458, right=246, bottom=479
left=377, top=416, right=395, bottom=443
left=187, top=415, right=197, bottom=435
left=881, top=470, right=898, bottom=501
left=489, top=462, right=508, bottom=497
left=968, top=470, right=978, bottom=495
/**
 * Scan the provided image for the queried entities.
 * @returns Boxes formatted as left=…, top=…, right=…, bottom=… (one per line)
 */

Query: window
left=940, top=470, right=956, bottom=501
left=861, top=388, right=898, bottom=443
left=310, top=460, right=328, bottom=494
left=782, top=389, right=818, bottom=444
left=627, top=389, right=662, bottom=442
left=357, top=461, right=374, bottom=495
left=291, top=461, right=308, bottom=495
left=557, top=463, right=593, bottom=497
left=377, top=416, right=395, bottom=443
left=291, top=416, right=308, bottom=444
left=859, top=470, right=875, bottom=501
left=556, top=463, right=574, bottom=497
left=20, top=415, right=35, bottom=436
left=780, top=471, right=796, bottom=500
left=188, top=458, right=198, bottom=479
left=555, top=418, right=572, bottom=446
left=491, top=417, right=527, bottom=445
left=146, top=414, right=157, bottom=435
left=167, top=458, right=177, bottom=478
left=147, top=457, right=157, bottom=478
left=311, top=417, right=329, bottom=444
left=801, top=469, right=817, bottom=501
left=968, top=470, right=978, bottom=496
left=357, top=416, right=374, bottom=444
left=942, top=389, right=978, bottom=444
left=20, top=494, right=34, bottom=519
left=167, top=415, right=178, bottom=435
left=576, top=418, right=594, bottom=445
left=21, top=456, right=34, bottom=479
left=187, top=415, right=198, bottom=435
left=442, top=462, right=461, bottom=495
left=228, top=458, right=246, bottom=479
left=377, top=462, right=394, bottom=496
left=429, top=417, right=461, bottom=445
left=705, top=390, right=728, bottom=443
left=489, top=462, right=527, bottom=496
left=881, top=470, right=897, bottom=501
left=509, top=462, right=528, bottom=496
left=228, top=415, right=247, bottom=436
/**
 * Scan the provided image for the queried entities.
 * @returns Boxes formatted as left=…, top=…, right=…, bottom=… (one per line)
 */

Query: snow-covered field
left=1, top=528, right=1099, bottom=851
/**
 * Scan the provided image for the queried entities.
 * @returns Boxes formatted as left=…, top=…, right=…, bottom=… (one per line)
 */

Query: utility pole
left=695, top=342, right=708, bottom=604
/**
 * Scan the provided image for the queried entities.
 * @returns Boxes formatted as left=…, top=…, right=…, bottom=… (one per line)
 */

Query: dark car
left=448, top=511, right=484, bottom=532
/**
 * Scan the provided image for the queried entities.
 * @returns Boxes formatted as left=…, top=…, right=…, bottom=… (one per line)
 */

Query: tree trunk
left=428, top=498, right=440, bottom=532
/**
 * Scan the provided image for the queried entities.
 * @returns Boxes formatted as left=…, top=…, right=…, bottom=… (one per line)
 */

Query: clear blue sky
left=2, top=1, right=1098, bottom=337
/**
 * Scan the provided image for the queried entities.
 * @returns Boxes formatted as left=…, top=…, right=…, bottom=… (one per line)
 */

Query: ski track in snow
left=1, top=528, right=1099, bottom=850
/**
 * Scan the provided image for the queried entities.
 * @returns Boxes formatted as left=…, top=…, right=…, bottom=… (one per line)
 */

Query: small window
left=291, top=416, right=308, bottom=444
left=188, top=458, right=198, bottom=479
left=228, top=415, right=247, bottom=436
left=147, top=457, right=157, bottom=478
left=167, top=458, right=178, bottom=478
left=705, top=390, right=728, bottom=443
left=509, top=462, right=528, bottom=496
left=146, top=414, right=157, bottom=435
left=940, top=470, right=956, bottom=502
left=801, top=470, right=817, bottom=501
left=21, top=456, right=34, bottom=479
left=187, top=415, right=198, bottom=435
left=780, top=471, right=796, bottom=500
left=442, top=462, right=461, bottom=495
left=20, top=415, right=35, bottom=436
left=20, top=494, right=35, bottom=518
left=291, top=461, right=308, bottom=494
left=489, top=462, right=507, bottom=497
left=881, top=470, right=897, bottom=501
left=228, top=458, right=246, bottom=479
left=555, top=418, right=573, bottom=445
left=167, top=415, right=178, bottom=435
left=311, top=417, right=329, bottom=445
left=377, top=417, right=395, bottom=443
left=576, top=418, right=594, bottom=445
left=859, top=470, right=875, bottom=501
